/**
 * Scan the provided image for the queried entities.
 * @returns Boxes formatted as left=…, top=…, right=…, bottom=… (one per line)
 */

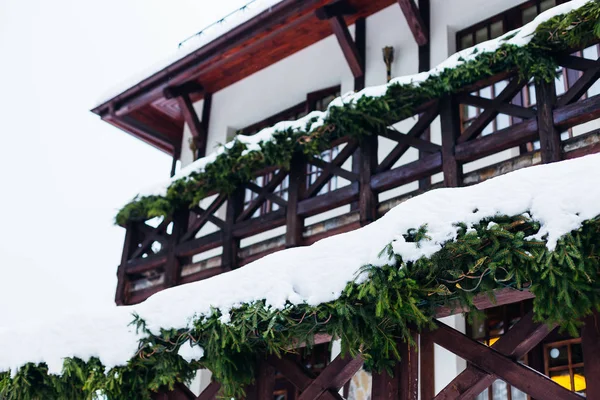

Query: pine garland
left=2, top=214, right=600, bottom=399
left=116, top=1, right=600, bottom=226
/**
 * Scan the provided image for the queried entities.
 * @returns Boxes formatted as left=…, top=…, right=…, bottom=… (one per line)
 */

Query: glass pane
left=480, top=86, right=492, bottom=99
left=490, top=21, right=504, bottom=39
left=550, top=370, right=572, bottom=391
left=583, top=45, right=599, bottom=60
left=548, top=345, right=569, bottom=368
left=573, top=367, right=587, bottom=395
left=491, top=380, right=508, bottom=399
left=528, top=83, right=537, bottom=106
left=475, top=388, right=489, bottom=400
left=476, top=27, right=488, bottom=45
left=496, top=114, right=510, bottom=130
left=572, top=342, right=584, bottom=365
left=511, top=386, right=528, bottom=400
left=495, top=80, right=508, bottom=94
left=461, top=34, right=474, bottom=50
left=482, top=121, right=495, bottom=136
left=540, top=0, right=557, bottom=13
left=466, top=105, right=478, bottom=119
left=555, top=70, right=566, bottom=96
left=523, top=6, right=538, bottom=24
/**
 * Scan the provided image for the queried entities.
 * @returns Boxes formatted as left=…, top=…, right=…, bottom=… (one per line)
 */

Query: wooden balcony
left=116, top=52, right=600, bottom=307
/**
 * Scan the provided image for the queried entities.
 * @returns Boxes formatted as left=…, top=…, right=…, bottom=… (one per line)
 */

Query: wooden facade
left=117, top=51, right=600, bottom=398
left=98, top=0, right=600, bottom=398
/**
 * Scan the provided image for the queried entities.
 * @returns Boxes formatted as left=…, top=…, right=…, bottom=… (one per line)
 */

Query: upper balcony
left=114, top=18, right=600, bottom=304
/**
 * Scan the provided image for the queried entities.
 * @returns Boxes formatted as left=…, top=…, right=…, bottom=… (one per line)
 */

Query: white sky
left=0, top=0, right=250, bottom=324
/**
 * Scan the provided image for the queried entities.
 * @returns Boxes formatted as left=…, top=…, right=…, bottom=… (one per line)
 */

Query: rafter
left=328, top=14, right=364, bottom=78
left=396, top=0, right=428, bottom=46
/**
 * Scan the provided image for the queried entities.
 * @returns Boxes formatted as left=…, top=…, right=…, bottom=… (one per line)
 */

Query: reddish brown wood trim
left=440, top=95, right=461, bottom=187
left=372, top=367, right=400, bottom=400
left=420, top=332, right=435, bottom=400
left=396, top=0, right=428, bottom=46
left=399, top=332, right=419, bottom=400
left=197, top=381, right=221, bottom=400
left=359, top=134, right=378, bottom=225
left=286, top=154, right=306, bottom=248
left=428, top=321, right=581, bottom=400
left=176, top=94, right=205, bottom=160
left=434, top=311, right=556, bottom=400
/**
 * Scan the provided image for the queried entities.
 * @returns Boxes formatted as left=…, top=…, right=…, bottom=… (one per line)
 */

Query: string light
left=178, top=0, right=260, bottom=48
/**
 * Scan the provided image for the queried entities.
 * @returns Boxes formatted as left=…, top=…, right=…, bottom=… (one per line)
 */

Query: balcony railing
left=116, top=51, right=600, bottom=306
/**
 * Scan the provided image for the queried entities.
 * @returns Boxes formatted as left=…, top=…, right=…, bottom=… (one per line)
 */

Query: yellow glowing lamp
left=551, top=374, right=586, bottom=392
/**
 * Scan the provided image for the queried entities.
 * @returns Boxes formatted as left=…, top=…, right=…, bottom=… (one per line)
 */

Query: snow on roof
left=126, top=0, right=592, bottom=205
left=2, top=153, right=600, bottom=376
left=95, top=0, right=283, bottom=107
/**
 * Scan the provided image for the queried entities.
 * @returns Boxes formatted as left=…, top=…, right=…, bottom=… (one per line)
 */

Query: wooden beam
left=297, top=353, right=364, bottom=400
left=399, top=332, right=419, bottom=400
left=246, top=361, right=277, bottom=400
left=222, top=188, right=244, bottom=270
left=582, top=310, right=600, bottom=399
left=163, top=210, right=189, bottom=288
left=420, top=332, right=435, bottom=400
left=329, top=15, right=364, bottom=78
left=315, top=0, right=356, bottom=20
left=372, top=367, right=400, bottom=399
left=434, top=311, right=556, bottom=400
left=163, top=81, right=204, bottom=99
left=440, top=96, right=462, bottom=187
left=286, top=154, right=306, bottom=248
left=200, top=93, right=212, bottom=158
left=535, top=79, right=561, bottom=163
left=176, top=93, right=205, bottom=160
left=428, top=321, right=581, bottom=400
left=359, top=134, right=378, bottom=226
left=417, top=0, right=431, bottom=191
left=354, top=17, right=366, bottom=91
left=396, top=0, right=428, bottom=46
left=197, top=381, right=221, bottom=400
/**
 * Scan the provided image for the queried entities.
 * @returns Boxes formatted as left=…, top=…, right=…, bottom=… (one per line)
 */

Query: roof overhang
left=91, top=0, right=403, bottom=155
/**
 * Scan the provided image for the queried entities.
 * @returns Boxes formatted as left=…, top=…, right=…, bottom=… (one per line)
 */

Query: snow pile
left=2, top=154, right=600, bottom=376
left=128, top=0, right=591, bottom=202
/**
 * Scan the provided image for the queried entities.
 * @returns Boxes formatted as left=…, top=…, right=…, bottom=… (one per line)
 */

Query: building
left=91, top=0, right=600, bottom=399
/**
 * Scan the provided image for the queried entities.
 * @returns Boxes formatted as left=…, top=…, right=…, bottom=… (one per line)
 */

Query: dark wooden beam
left=163, top=210, right=190, bottom=288
left=536, top=79, right=562, bottom=163
left=222, top=188, right=244, bottom=270
left=176, top=94, right=205, bottom=160
left=428, top=321, right=582, bottom=400
left=372, top=366, right=400, bottom=399
left=246, top=361, right=277, bottom=400
left=297, top=353, right=364, bottom=400
left=399, top=332, right=419, bottom=400
left=286, top=154, right=306, bottom=248
left=163, top=81, right=204, bottom=99
left=434, top=311, right=556, bottom=400
left=582, top=310, right=600, bottom=400
left=359, top=134, right=378, bottom=226
left=197, top=381, right=221, bottom=400
left=417, top=0, right=431, bottom=191
left=350, top=17, right=366, bottom=211
left=315, top=0, right=356, bottom=20
left=105, top=112, right=175, bottom=155
left=200, top=93, right=212, bottom=158
left=440, top=96, right=462, bottom=187
left=329, top=15, right=364, bottom=78
left=420, top=332, right=435, bottom=400
left=396, top=0, right=428, bottom=46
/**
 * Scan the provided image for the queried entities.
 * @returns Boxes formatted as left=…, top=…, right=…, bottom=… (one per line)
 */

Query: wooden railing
left=116, top=52, right=600, bottom=306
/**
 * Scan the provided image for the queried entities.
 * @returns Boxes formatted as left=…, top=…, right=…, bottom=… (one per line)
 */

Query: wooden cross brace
left=377, top=104, right=440, bottom=173
left=267, top=352, right=364, bottom=400
left=305, top=140, right=359, bottom=198
left=428, top=311, right=581, bottom=400
left=180, top=194, right=227, bottom=243
left=237, top=169, right=289, bottom=222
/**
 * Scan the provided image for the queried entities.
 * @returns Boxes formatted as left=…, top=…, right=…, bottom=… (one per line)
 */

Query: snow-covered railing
left=114, top=0, right=600, bottom=305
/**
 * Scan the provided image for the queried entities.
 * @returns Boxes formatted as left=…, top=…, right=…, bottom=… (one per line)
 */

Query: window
left=469, top=302, right=531, bottom=400
left=242, top=86, right=341, bottom=217
left=544, top=339, right=587, bottom=395
left=456, top=0, right=600, bottom=144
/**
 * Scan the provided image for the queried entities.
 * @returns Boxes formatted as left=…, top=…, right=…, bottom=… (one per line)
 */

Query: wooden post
left=286, top=154, right=306, bottom=248
left=440, top=96, right=462, bottom=187
left=351, top=17, right=367, bottom=211
left=359, top=134, right=378, bottom=226
left=582, top=310, right=600, bottom=399
left=246, top=360, right=277, bottom=400
left=199, top=93, right=212, bottom=159
left=115, top=222, right=140, bottom=305
left=399, top=333, right=419, bottom=400
left=420, top=332, right=435, bottom=400
left=170, top=145, right=181, bottom=177
left=372, top=366, right=400, bottom=400
left=164, top=210, right=189, bottom=288
left=222, top=188, right=244, bottom=270
left=417, top=0, right=431, bottom=191
left=535, top=79, right=561, bottom=163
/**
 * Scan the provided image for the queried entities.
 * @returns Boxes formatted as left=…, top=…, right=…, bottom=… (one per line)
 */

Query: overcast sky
left=0, top=0, right=250, bottom=322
